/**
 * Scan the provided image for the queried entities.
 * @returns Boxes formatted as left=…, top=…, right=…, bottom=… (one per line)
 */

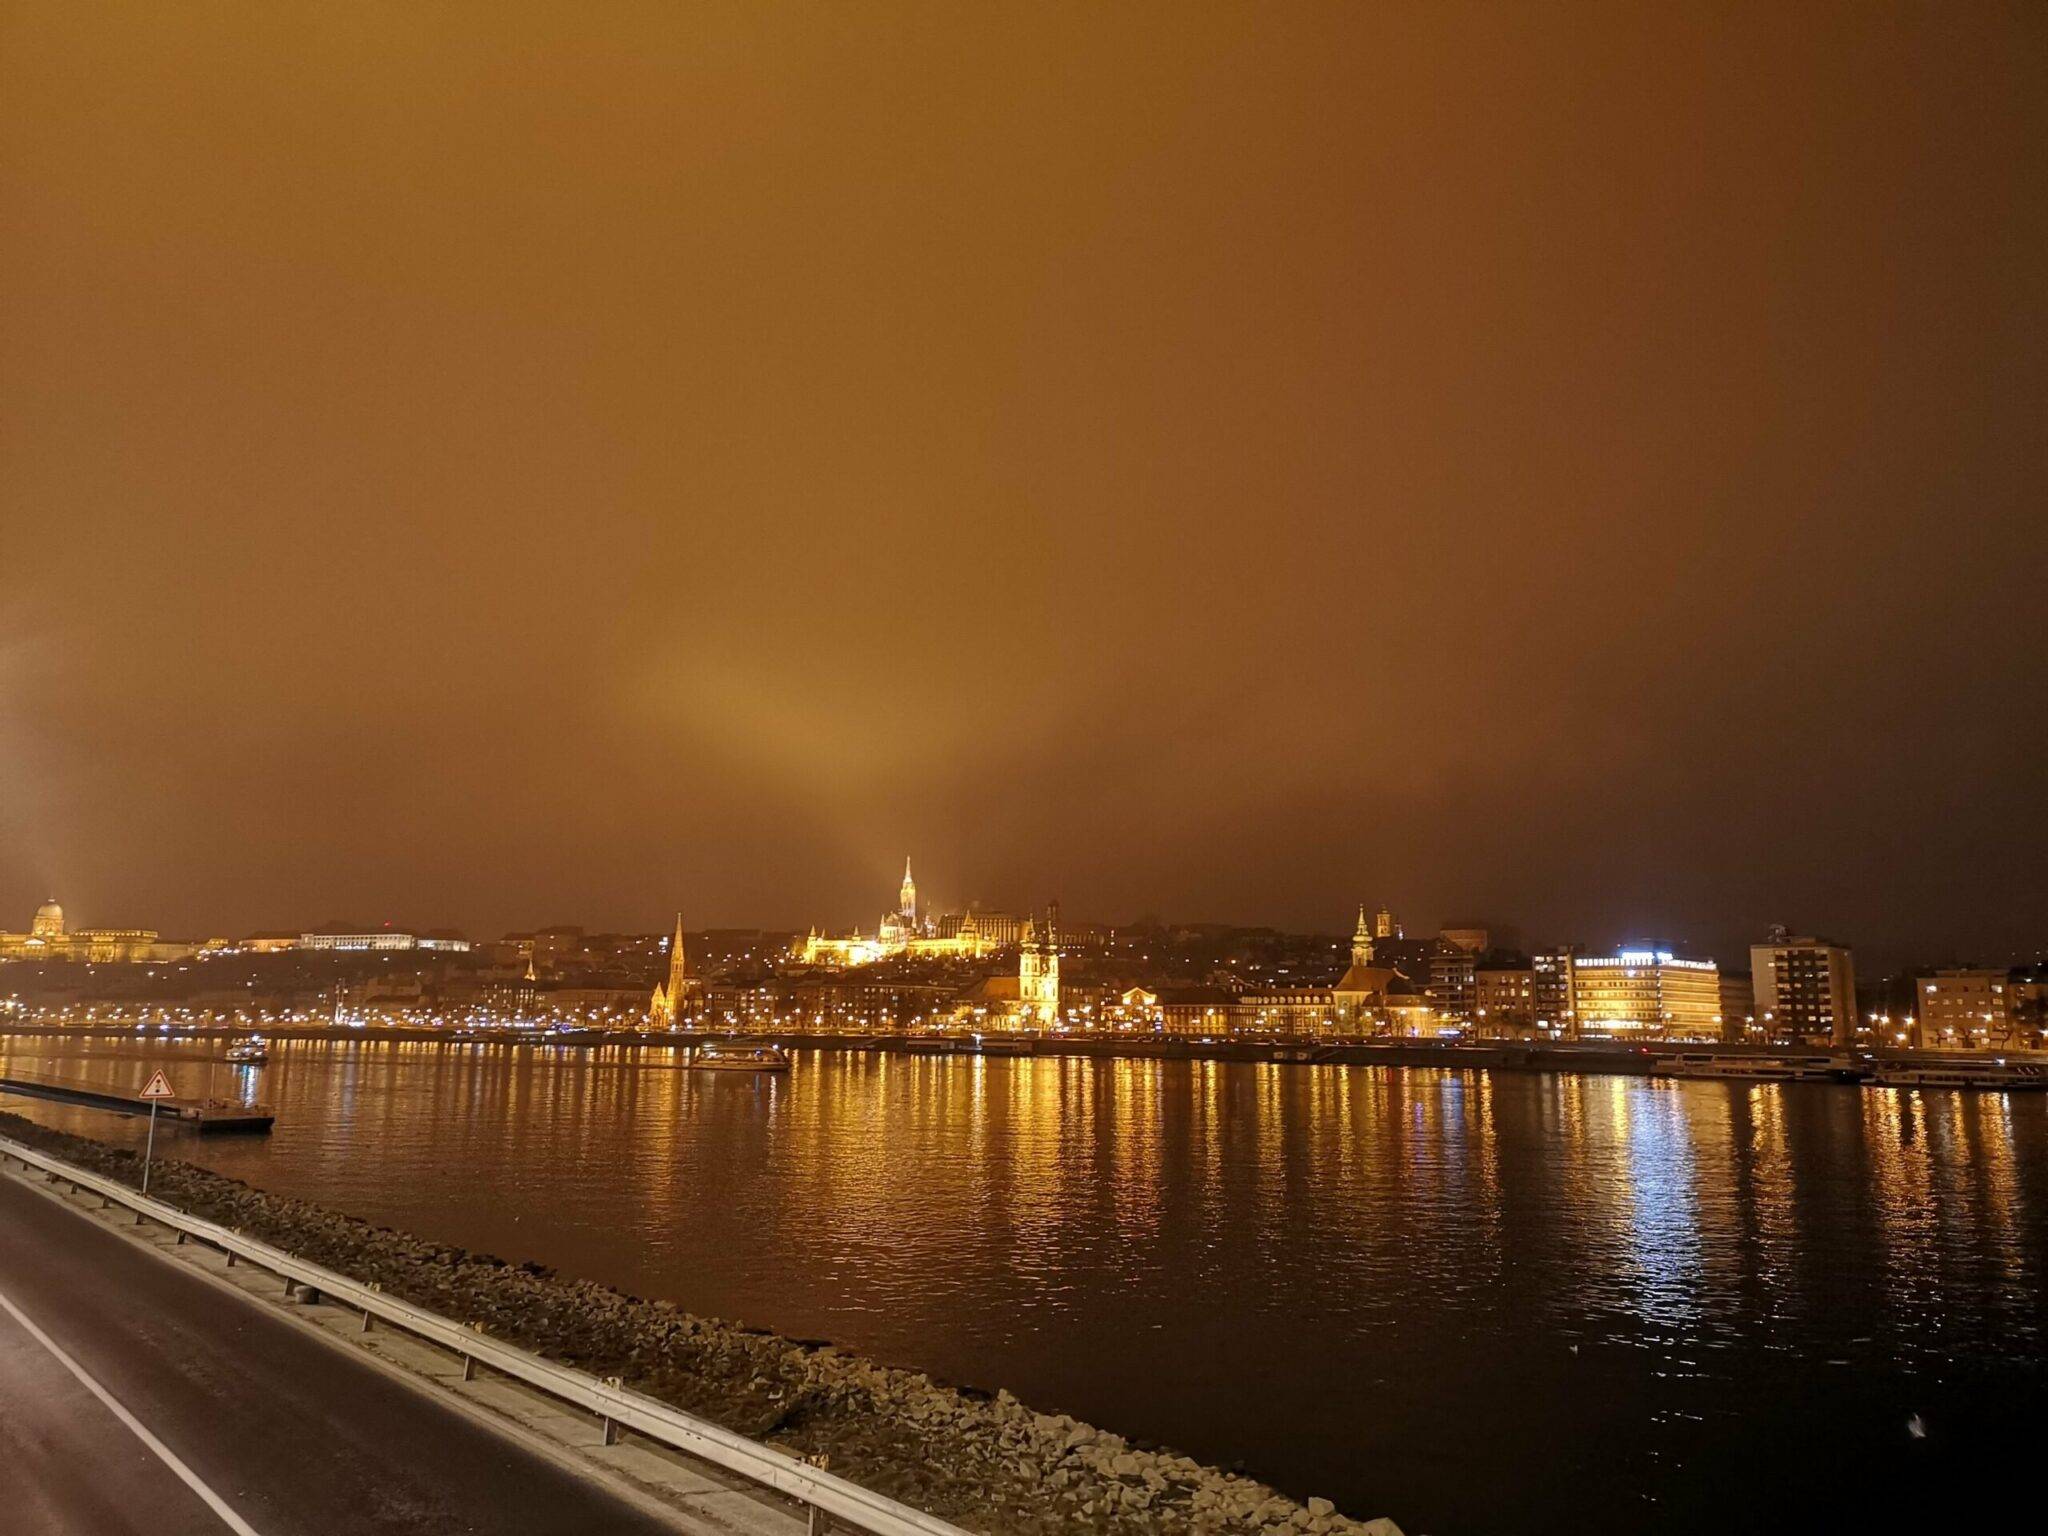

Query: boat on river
left=687, top=1041, right=791, bottom=1073
left=225, top=1034, right=270, bottom=1065
left=1868, top=1058, right=2048, bottom=1091
left=1652, top=1051, right=1852, bottom=1082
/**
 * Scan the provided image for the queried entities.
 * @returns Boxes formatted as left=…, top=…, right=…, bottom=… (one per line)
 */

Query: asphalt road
left=0, top=1169, right=682, bottom=1535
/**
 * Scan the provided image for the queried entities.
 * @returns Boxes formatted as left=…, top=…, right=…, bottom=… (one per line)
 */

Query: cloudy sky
left=3, top=2, right=2043, bottom=966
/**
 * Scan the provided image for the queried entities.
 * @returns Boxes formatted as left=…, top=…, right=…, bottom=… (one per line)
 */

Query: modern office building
left=1569, top=948, right=1722, bottom=1038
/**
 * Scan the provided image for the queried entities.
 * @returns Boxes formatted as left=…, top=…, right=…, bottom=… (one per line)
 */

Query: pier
left=0, top=1070, right=275, bottom=1133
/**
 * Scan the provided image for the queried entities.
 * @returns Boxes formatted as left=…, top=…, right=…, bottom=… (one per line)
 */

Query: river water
left=2, top=1033, right=2043, bottom=1535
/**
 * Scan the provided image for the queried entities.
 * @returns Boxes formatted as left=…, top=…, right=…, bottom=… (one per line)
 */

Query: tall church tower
left=1353, top=905, right=1374, bottom=968
left=648, top=913, right=692, bottom=1028
left=899, top=858, right=918, bottom=925
left=1018, top=905, right=1060, bottom=1028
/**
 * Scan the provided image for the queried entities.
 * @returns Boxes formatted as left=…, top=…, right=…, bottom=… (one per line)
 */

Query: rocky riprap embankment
left=0, top=1111, right=1399, bottom=1536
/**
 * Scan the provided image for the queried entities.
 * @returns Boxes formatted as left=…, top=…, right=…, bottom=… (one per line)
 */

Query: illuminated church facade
left=795, top=860, right=1002, bottom=966
left=647, top=913, right=699, bottom=1026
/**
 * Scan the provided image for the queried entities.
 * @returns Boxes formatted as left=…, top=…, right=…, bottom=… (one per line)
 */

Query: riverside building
left=1914, top=968, right=2014, bottom=1049
left=1569, top=948, right=1722, bottom=1038
left=1749, top=929, right=1857, bottom=1045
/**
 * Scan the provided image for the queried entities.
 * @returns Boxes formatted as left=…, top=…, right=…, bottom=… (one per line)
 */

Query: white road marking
left=0, top=1283, right=265, bottom=1536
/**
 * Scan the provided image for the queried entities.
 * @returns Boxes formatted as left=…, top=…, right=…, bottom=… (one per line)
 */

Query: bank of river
left=2, top=1033, right=2044, bottom=1536
left=1, top=1108, right=1397, bottom=1536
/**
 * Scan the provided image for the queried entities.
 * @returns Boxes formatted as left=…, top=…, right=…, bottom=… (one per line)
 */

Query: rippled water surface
left=4, top=1034, right=2044, bottom=1535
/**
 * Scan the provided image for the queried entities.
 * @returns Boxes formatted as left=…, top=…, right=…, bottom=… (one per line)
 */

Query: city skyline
left=2, top=872, right=2039, bottom=980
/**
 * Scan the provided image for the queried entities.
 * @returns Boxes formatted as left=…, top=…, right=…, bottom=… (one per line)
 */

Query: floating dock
left=0, top=1072, right=275, bottom=1133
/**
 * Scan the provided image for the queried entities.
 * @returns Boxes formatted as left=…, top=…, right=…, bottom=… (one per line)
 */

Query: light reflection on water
left=2, top=1034, right=2044, bottom=1536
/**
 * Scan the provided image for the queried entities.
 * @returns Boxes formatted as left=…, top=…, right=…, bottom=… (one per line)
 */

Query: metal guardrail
left=0, top=1134, right=971, bottom=1536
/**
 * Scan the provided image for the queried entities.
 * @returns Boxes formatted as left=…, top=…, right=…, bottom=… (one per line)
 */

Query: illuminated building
left=298, top=929, right=471, bottom=953
left=647, top=913, right=698, bottom=1027
left=937, top=908, right=1024, bottom=947
left=796, top=859, right=1002, bottom=966
left=1473, top=959, right=1535, bottom=1036
left=1532, top=947, right=1577, bottom=1035
left=1569, top=948, right=1722, bottom=1037
left=1152, top=985, right=1235, bottom=1036
left=1914, top=968, right=2013, bottom=1049
left=1240, top=987, right=1336, bottom=1035
left=0, top=899, right=168, bottom=963
left=1018, top=909, right=1060, bottom=1027
left=1749, top=929, right=1857, bottom=1046
left=1332, top=911, right=1403, bottom=1030
left=1428, top=927, right=1488, bottom=1025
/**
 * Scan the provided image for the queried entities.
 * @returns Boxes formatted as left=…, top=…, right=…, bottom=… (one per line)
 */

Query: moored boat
left=687, top=1041, right=791, bottom=1073
left=1653, top=1051, right=1850, bottom=1082
left=1868, top=1059, right=2048, bottom=1091
left=225, top=1034, right=270, bottom=1065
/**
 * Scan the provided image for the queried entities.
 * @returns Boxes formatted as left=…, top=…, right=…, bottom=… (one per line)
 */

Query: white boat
left=1869, top=1059, right=2048, bottom=1091
left=688, top=1041, right=791, bottom=1073
left=225, top=1035, right=270, bottom=1065
left=1653, top=1051, right=1848, bottom=1082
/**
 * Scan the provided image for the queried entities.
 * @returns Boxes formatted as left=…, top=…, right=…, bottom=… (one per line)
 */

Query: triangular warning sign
left=139, top=1070, right=175, bottom=1099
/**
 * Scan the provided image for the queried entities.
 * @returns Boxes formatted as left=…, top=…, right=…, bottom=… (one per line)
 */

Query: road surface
left=0, top=1168, right=684, bottom=1535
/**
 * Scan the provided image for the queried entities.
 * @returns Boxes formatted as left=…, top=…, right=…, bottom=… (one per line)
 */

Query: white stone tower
left=1018, top=904, right=1060, bottom=1028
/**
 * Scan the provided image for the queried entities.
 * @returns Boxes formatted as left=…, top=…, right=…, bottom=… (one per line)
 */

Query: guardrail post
left=284, top=1278, right=298, bottom=1297
left=360, top=1309, right=373, bottom=1334
left=808, top=1503, right=831, bottom=1535
left=226, top=1251, right=236, bottom=1267
left=461, top=1355, right=476, bottom=1382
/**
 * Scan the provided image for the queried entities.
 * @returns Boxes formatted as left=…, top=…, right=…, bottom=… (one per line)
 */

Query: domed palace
left=0, top=898, right=163, bottom=963
left=31, top=898, right=65, bottom=940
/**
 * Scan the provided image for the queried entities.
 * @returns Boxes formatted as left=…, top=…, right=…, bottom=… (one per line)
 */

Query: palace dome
left=31, top=898, right=65, bottom=939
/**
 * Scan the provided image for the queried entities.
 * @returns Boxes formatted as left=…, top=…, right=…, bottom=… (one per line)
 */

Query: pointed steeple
left=649, top=912, right=690, bottom=1027
left=1352, top=905, right=1373, bottom=967
left=666, top=912, right=689, bottom=995
left=899, top=858, right=917, bottom=924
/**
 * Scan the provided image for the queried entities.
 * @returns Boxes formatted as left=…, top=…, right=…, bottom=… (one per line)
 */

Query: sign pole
left=136, top=1068, right=174, bottom=1195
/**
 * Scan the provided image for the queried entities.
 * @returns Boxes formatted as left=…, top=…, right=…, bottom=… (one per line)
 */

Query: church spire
left=1352, top=904, right=1373, bottom=967
left=899, top=858, right=917, bottom=924
left=649, top=912, right=690, bottom=1028
left=666, top=912, right=688, bottom=995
